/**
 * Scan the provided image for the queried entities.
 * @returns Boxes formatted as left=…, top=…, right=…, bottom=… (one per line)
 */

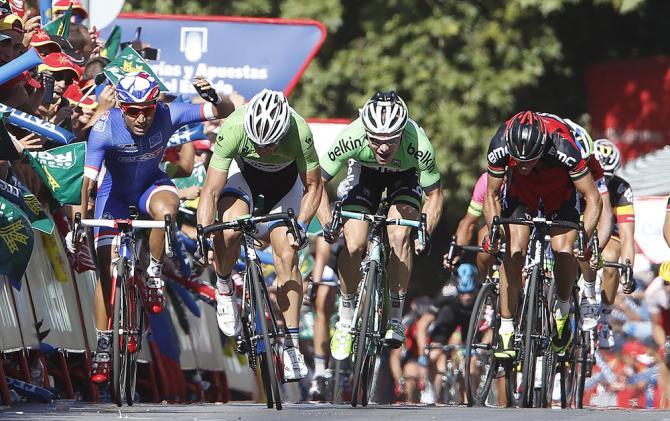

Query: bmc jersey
left=487, top=114, right=588, bottom=212
left=209, top=105, right=319, bottom=174
left=85, top=102, right=205, bottom=194
left=320, top=117, right=441, bottom=192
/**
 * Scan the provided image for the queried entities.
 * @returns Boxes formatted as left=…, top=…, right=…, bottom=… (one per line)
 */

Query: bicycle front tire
left=520, top=265, right=541, bottom=408
left=464, top=282, right=499, bottom=406
left=351, top=260, right=377, bottom=407
left=250, top=264, right=282, bottom=410
left=112, top=277, right=127, bottom=407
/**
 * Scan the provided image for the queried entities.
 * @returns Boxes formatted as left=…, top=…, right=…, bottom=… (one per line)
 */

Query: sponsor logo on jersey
left=392, top=159, right=401, bottom=167
left=487, top=146, right=508, bottom=164
left=328, top=137, right=364, bottom=161
left=407, top=144, right=436, bottom=172
left=556, top=150, right=577, bottom=166
left=149, top=133, right=163, bottom=148
left=117, top=149, right=162, bottom=163
left=93, top=112, right=109, bottom=132
left=117, top=144, right=138, bottom=152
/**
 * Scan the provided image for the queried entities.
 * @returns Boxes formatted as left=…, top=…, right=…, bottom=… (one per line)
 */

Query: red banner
left=585, top=56, right=670, bottom=161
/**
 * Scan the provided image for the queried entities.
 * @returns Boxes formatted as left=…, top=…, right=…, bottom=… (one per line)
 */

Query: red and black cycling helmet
left=504, top=111, right=548, bottom=162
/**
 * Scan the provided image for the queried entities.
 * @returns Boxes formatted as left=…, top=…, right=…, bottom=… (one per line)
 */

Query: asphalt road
left=2, top=402, right=670, bottom=421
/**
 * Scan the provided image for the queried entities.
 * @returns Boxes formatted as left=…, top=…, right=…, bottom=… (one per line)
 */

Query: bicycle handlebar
left=603, top=258, right=635, bottom=294
left=488, top=215, right=586, bottom=254
left=328, top=200, right=427, bottom=250
left=72, top=211, right=175, bottom=255
left=195, top=209, right=300, bottom=262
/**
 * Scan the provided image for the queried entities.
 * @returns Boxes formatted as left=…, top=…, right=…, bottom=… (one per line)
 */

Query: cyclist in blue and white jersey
left=73, top=71, right=234, bottom=383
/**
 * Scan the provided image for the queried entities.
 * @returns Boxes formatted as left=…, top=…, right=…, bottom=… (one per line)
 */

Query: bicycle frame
left=329, top=201, right=426, bottom=406
left=74, top=211, right=173, bottom=407
left=197, top=209, right=301, bottom=411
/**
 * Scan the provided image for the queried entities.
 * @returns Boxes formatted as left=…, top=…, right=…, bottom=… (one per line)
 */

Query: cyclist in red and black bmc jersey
left=484, top=111, right=602, bottom=358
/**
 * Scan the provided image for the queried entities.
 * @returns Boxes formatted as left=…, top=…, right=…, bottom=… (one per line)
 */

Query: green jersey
left=210, top=106, right=319, bottom=173
left=320, top=117, right=441, bottom=191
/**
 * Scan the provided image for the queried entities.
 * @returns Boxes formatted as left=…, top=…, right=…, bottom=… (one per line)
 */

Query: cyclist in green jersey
left=317, top=91, right=444, bottom=360
left=197, top=89, right=323, bottom=380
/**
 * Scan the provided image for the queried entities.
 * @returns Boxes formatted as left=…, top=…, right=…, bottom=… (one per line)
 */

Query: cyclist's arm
left=422, top=186, right=443, bottom=235
left=618, top=218, right=635, bottom=269
left=483, top=175, right=503, bottom=229
left=455, top=212, right=479, bottom=246
left=573, top=172, right=602, bottom=238
left=80, top=176, right=94, bottom=220
left=197, top=166, right=229, bottom=228
left=315, top=176, right=332, bottom=227
left=596, top=191, right=613, bottom=250
left=298, top=166, right=323, bottom=226
left=415, top=312, right=435, bottom=355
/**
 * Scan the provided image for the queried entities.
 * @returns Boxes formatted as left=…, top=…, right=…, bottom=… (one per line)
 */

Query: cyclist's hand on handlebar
left=322, top=221, right=339, bottom=244
left=65, top=228, right=86, bottom=254
left=414, top=232, right=430, bottom=256
left=443, top=252, right=460, bottom=270
left=288, top=221, right=308, bottom=250
left=482, top=234, right=499, bottom=255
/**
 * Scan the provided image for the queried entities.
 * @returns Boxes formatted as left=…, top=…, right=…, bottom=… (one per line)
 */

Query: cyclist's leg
left=429, top=307, right=456, bottom=398
left=549, top=199, right=580, bottom=352
left=385, top=170, right=422, bottom=346
left=266, top=175, right=309, bottom=379
left=91, top=191, right=127, bottom=383
left=598, top=237, right=621, bottom=348
left=211, top=161, right=251, bottom=335
left=139, top=178, right=180, bottom=313
left=311, top=236, right=337, bottom=387
left=497, top=196, right=530, bottom=357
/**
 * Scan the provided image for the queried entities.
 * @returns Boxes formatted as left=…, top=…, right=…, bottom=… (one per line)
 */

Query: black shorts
left=429, top=304, right=471, bottom=344
left=502, top=192, right=579, bottom=224
left=221, top=158, right=298, bottom=214
left=339, top=161, right=422, bottom=213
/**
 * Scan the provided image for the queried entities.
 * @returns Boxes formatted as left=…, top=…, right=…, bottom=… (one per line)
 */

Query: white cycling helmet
left=244, top=89, right=292, bottom=146
left=564, top=118, right=594, bottom=159
left=360, top=91, right=408, bottom=136
left=593, top=138, right=622, bottom=176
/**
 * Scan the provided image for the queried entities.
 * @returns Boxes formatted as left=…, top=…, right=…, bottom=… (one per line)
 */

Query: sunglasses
left=120, top=102, right=157, bottom=118
left=368, top=133, right=401, bottom=147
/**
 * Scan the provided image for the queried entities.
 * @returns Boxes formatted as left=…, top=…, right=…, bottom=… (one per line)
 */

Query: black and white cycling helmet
left=360, top=91, right=408, bottom=136
left=243, top=89, right=292, bottom=146
left=593, top=138, right=621, bottom=176
left=504, top=111, right=548, bottom=162
left=564, top=118, right=593, bottom=160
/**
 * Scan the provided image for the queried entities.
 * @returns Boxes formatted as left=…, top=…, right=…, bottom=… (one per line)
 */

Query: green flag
left=25, top=142, right=86, bottom=206
left=103, top=46, right=168, bottom=91
left=0, top=197, right=34, bottom=289
left=101, top=25, right=122, bottom=60
left=43, top=3, right=71, bottom=38
left=6, top=168, right=54, bottom=234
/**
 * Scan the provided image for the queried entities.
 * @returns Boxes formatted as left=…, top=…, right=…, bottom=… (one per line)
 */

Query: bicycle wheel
left=464, top=282, right=499, bottom=406
left=112, top=275, right=127, bottom=407
left=125, top=282, right=143, bottom=406
left=504, top=365, right=518, bottom=407
left=331, top=359, right=343, bottom=404
left=250, top=264, right=282, bottom=410
left=351, top=260, right=377, bottom=407
left=574, top=330, right=589, bottom=409
left=520, top=265, right=540, bottom=408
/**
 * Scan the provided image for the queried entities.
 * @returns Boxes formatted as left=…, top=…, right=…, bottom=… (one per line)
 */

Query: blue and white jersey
left=84, top=101, right=205, bottom=196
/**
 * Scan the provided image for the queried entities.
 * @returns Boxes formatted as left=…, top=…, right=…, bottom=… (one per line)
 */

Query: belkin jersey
left=84, top=102, right=205, bottom=195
